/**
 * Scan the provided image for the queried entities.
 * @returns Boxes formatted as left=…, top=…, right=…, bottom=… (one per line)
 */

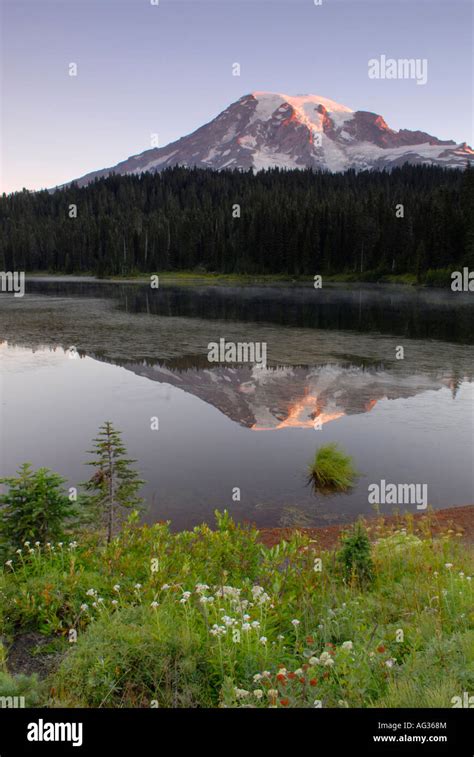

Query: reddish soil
left=258, top=505, right=474, bottom=551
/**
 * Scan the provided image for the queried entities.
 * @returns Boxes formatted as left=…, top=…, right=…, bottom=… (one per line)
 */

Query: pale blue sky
left=1, top=0, right=472, bottom=192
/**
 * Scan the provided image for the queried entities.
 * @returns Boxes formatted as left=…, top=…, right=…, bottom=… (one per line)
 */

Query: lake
left=0, top=277, right=473, bottom=530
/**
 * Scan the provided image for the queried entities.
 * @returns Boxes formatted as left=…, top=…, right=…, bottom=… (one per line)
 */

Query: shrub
left=338, top=521, right=374, bottom=586
left=53, top=605, right=213, bottom=707
left=0, top=670, right=45, bottom=708
left=0, top=464, right=77, bottom=559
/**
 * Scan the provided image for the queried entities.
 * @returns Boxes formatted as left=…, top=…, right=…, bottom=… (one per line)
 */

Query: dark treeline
left=1, top=164, right=473, bottom=277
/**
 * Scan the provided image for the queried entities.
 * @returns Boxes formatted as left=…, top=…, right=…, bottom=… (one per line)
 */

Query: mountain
left=70, top=92, right=473, bottom=186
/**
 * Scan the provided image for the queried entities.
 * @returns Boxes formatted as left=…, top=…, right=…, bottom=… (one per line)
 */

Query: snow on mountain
left=69, top=92, right=474, bottom=186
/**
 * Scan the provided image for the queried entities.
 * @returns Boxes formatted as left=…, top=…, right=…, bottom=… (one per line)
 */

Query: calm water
left=0, top=278, right=473, bottom=529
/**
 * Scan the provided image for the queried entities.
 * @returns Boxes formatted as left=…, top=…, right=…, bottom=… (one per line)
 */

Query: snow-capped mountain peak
left=70, top=92, right=473, bottom=186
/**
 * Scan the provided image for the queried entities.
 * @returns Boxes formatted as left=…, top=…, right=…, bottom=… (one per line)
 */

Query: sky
left=1, top=0, right=472, bottom=193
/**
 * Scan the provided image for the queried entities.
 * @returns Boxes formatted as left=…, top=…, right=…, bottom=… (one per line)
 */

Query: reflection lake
left=0, top=278, right=473, bottom=530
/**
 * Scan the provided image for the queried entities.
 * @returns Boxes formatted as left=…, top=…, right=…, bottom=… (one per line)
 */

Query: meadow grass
left=0, top=511, right=472, bottom=708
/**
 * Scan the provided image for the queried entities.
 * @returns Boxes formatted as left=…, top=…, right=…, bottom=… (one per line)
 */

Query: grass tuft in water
left=308, top=442, right=358, bottom=494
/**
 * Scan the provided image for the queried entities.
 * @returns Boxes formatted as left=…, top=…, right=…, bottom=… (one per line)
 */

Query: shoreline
left=24, top=271, right=435, bottom=288
left=257, top=504, right=474, bottom=549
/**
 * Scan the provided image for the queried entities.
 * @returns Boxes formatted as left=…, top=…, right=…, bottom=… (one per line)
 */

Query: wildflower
left=280, top=698, right=289, bottom=707
left=306, top=636, right=314, bottom=644
left=35, top=541, right=40, bottom=547
left=182, top=591, right=192, bottom=599
left=309, top=678, right=318, bottom=687
left=92, top=602, right=97, bottom=608
left=459, top=572, right=465, bottom=578
left=262, top=671, right=271, bottom=678
left=267, top=689, right=278, bottom=699
left=243, top=614, right=250, bottom=621
left=385, top=658, right=396, bottom=669
left=97, top=597, right=104, bottom=603
left=58, top=542, right=63, bottom=548
left=161, top=583, right=170, bottom=590
left=341, top=641, right=353, bottom=650
left=24, top=541, right=30, bottom=547
left=5, top=560, right=13, bottom=568
left=259, top=636, right=267, bottom=645
left=277, top=634, right=284, bottom=641
left=69, top=541, right=78, bottom=549
left=309, top=656, right=319, bottom=665
left=294, top=668, right=303, bottom=676
left=16, top=549, right=22, bottom=555
left=276, top=673, right=286, bottom=682
left=80, top=603, right=88, bottom=611
left=467, top=576, right=472, bottom=582
left=251, top=620, right=261, bottom=629
left=253, top=690, right=263, bottom=700
left=376, top=645, right=386, bottom=654
left=113, top=585, right=120, bottom=592
left=234, top=688, right=250, bottom=699
left=134, top=583, right=142, bottom=590
left=253, top=674, right=263, bottom=682
left=86, top=589, right=96, bottom=597
left=195, top=583, right=209, bottom=594
left=111, top=599, right=118, bottom=606
left=242, top=623, right=251, bottom=632
left=291, top=619, right=300, bottom=628
left=444, top=563, right=453, bottom=569
left=29, top=549, right=34, bottom=554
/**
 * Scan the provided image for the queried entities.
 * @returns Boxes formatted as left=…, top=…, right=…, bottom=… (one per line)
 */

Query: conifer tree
left=0, top=464, right=77, bottom=557
left=82, top=422, right=144, bottom=542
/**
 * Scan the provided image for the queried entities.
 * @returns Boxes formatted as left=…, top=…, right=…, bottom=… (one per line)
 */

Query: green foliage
left=0, top=464, right=77, bottom=559
left=308, top=443, right=358, bottom=494
left=54, top=605, right=212, bottom=707
left=82, top=422, right=144, bottom=543
left=338, top=521, right=374, bottom=586
left=0, top=513, right=472, bottom=708
left=421, top=267, right=453, bottom=288
left=0, top=670, right=45, bottom=707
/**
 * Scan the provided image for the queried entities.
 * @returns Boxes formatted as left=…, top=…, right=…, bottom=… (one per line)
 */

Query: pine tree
left=82, top=422, right=144, bottom=542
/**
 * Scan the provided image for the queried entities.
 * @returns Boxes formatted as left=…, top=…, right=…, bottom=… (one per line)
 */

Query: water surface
left=0, top=279, right=472, bottom=529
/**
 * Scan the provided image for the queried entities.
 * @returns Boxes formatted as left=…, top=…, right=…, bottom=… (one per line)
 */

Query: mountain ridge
left=66, top=92, right=474, bottom=187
